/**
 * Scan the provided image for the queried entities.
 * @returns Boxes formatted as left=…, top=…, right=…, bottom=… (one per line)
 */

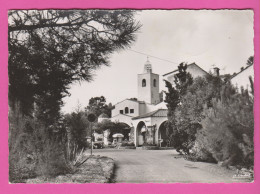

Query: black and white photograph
left=8, top=9, right=254, bottom=183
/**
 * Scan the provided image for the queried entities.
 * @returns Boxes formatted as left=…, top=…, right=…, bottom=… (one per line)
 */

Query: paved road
left=92, top=149, right=240, bottom=183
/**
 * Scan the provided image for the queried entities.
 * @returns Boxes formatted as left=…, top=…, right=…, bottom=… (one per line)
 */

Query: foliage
left=64, top=142, right=88, bottom=167
left=246, top=56, right=255, bottom=96
left=174, top=63, right=194, bottom=96
left=94, top=120, right=130, bottom=140
left=94, top=119, right=114, bottom=133
left=163, top=80, right=179, bottom=149
left=8, top=10, right=140, bottom=181
left=164, top=79, right=179, bottom=119
left=85, top=96, right=113, bottom=117
left=9, top=104, right=37, bottom=182
left=8, top=10, right=141, bottom=122
left=249, top=76, right=254, bottom=95
left=64, top=110, right=90, bottom=150
left=169, top=57, right=254, bottom=168
left=164, top=63, right=194, bottom=154
left=175, top=75, right=224, bottom=153
left=164, top=62, right=235, bottom=155
left=9, top=104, right=70, bottom=182
left=247, top=56, right=254, bottom=66
left=196, top=82, right=254, bottom=167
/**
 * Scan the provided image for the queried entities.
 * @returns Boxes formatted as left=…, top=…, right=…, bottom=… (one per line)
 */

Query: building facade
left=110, top=58, right=168, bottom=147
left=109, top=60, right=209, bottom=147
left=163, top=63, right=209, bottom=84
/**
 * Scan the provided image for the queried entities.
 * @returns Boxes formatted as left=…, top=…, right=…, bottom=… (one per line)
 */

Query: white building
left=110, top=59, right=209, bottom=147
left=110, top=59, right=168, bottom=146
left=163, top=62, right=209, bottom=84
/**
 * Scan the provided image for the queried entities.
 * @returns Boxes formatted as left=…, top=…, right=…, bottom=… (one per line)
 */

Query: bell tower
left=137, top=57, right=160, bottom=104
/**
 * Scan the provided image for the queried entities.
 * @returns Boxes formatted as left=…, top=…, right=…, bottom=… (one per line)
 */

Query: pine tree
left=8, top=10, right=141, bottom=123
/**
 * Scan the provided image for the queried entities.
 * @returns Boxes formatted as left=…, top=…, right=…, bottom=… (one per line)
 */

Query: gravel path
left=93, top=149, right=245, bottom=183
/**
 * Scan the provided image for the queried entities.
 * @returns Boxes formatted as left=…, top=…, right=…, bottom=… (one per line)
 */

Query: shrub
left=189, top=141, right=217, bottom=163
left=9, top=104, right=38, bottom=182
left=169, top=126, right=197, bottom=155
left=35, top=136, right=70, bottom=178
left=196, top=93, right=254, bottom=167
left=9, top=104, right=70, bottom=182
left=64, top=111, right=90, bottom=151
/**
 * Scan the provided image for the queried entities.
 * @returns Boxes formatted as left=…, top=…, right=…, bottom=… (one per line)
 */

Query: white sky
left=61, top=10, right=254, bottom=114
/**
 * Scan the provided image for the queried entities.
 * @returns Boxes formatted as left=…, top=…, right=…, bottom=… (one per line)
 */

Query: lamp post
left=87, top=113, right=96, bottom=155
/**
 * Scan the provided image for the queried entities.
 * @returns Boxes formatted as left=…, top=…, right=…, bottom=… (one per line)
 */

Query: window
left=153, top=79, right=156, bottom=87
left=130, top=109, right=134, bottom=113
left=120, top=110, right=123, bottom=114
left=142, top=79, right=146, bottom=87
left=125, top=107, right=129, bottom=114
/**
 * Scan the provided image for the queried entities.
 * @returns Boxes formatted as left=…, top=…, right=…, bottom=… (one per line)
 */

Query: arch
left=158, top=121, right=169, bottom=147
left=136, top=121, right=146, bottom=146
left=142, top=79, right=146, bottom=87
left=125, top=107, right=129, bottom=114
left=153, top=79, right=157, bottom=87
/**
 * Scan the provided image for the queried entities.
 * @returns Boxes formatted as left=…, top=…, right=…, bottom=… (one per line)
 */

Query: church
left=107, top=58, right=210, bottom=147
left=110, top=58, right=168, bottom=147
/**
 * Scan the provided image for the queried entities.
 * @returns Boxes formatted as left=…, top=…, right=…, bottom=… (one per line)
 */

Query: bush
left=35, top=137, right=70, bottom=178
left=64, top=111, right=90, bottom=151
left=196, top=93, right=254, bottom=168
left=189, top=141, right=217, bottom=163
left=9, top=105, right=37, bottom=182
left=9, top=104, right=70, bottom=182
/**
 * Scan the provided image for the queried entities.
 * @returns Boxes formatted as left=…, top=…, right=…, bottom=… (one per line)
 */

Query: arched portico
left=136, top=121, right=146, bottom=146
left=157, top=121, right=168, bottom=147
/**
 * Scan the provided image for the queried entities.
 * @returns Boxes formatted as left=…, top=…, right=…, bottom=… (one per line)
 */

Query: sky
left=61, top=10, right=254, bottom=114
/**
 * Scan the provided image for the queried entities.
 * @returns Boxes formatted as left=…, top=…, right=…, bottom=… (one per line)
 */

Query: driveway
left=92, top=149, right=244, bottom=183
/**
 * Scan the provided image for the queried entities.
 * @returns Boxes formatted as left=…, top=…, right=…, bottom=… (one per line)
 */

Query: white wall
left=112, top=99, right=140, bottom=117
left=164, top=64, right=208, bottom=85
left=111, top=114, right=133, bottom=126
left=138, top=73, right=160, bottom=104
left=139, top=102, right=167, bottom=116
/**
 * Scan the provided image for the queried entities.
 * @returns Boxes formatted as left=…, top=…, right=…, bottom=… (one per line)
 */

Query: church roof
left=112, top=98, right=144, bottom=107
left=162, top=63, right=208, bottom=77
left=229, top=63, right=253, bottom=80
left=132, top=109, right=168, bottom=120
